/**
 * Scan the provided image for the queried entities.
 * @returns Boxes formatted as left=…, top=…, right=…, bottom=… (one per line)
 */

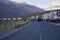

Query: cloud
left=40, top=1, right=60, bottom=9
left=52, top=0, right=60, bottom=1
left=40, top=5, right=51, bottom=9
left=51, top=1, right=60, bottom=6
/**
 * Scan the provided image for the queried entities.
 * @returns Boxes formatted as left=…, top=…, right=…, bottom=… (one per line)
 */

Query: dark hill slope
left=0, top=2, right=45, bottom=18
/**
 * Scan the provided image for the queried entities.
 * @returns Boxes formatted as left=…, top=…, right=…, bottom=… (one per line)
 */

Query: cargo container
left=42, top=10, right=60, bottom=22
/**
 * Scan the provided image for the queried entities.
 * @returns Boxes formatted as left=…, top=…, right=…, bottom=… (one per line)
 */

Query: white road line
left=40, top=34, right=43, bottom=40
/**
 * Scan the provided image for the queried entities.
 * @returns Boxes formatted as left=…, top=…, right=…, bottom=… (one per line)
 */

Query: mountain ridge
left=0, top=2, right=45, bottom=18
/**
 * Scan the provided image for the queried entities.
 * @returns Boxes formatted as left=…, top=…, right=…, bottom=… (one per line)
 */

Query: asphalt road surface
left=0, top=22, right=60, bottom=40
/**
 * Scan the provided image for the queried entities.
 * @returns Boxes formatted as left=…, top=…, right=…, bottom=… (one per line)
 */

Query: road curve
left=1, top=22, right=60, bottom=40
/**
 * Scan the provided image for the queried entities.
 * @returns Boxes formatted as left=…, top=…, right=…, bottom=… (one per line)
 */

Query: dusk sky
left=10, top=0, right=60, bottom=10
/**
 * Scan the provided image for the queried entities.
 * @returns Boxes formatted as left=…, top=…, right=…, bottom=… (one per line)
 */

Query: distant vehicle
left=36, top=15, right=42, bottom=21
left=42, top=10, right=60, bottom=22
left=30, top=16, right=36, bottom=22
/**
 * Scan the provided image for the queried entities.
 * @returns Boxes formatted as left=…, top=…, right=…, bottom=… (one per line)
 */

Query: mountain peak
left=15, top=2, right=27, bottom=4
left=0, top=0, right=10, bottom=3
left=8, top=1, right=27, bottom=5
left=0, top=2, right=45, bottom=18
left=0, top=0, right=27, bottom=5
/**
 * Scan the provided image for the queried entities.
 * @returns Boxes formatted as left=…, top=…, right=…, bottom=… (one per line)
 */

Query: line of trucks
left=0, top=9, right=60, bottom=23
left=30, top=10, right=60, bottom=22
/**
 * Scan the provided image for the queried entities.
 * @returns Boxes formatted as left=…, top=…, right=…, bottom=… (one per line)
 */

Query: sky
left=10, top=0, right=52, bottom=8
left=0, top=0, right=60, bottom=10
left=10, top=0, right=52, bottom=7
left=10, top=0, right=60, bottom=10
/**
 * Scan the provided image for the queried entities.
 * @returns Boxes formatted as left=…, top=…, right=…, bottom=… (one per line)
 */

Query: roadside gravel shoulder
left=0, top=21, right=31, bottom=39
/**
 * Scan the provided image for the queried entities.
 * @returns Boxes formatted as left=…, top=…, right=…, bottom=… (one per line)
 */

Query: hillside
left=0, top=2, right=45, bottom=18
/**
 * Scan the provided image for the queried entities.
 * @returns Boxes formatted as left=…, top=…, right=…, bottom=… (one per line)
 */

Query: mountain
left=0, top=2, right=45, bottom=18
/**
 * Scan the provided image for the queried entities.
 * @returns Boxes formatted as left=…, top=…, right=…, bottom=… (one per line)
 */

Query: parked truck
left=42, top=10, right=60, bottom=22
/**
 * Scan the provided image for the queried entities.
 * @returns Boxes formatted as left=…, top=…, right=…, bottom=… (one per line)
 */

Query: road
left=0, top=21, right=60, bottom=40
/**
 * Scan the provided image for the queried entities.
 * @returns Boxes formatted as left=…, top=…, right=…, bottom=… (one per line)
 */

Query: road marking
left=40, top=34, right=43, bottom=40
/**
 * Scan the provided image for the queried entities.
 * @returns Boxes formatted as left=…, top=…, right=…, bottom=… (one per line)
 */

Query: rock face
left=0, top=2, right=45, bottom=18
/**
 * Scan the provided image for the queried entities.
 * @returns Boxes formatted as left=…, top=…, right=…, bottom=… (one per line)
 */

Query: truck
left=42, top=10, right=60, bottom=22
